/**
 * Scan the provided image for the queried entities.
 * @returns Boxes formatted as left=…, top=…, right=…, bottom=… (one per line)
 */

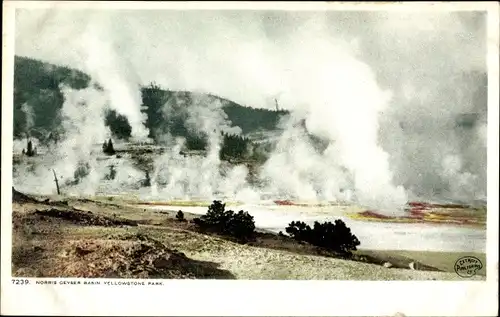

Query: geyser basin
left=132, top=201, right=486, bottom=253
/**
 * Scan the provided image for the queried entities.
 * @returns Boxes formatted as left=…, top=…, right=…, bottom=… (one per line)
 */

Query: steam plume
left=13, top=9, right=487, bottom=210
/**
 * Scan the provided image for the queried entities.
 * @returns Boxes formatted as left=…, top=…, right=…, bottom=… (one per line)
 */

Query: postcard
left=1, top=1, right=498, bottom=316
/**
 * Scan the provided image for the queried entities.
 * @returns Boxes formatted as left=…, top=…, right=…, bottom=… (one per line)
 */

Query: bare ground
left=11, top=189, right=485, bottom=280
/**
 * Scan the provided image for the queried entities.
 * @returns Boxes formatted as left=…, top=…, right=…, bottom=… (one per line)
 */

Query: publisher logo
left=454, top=256, right=483, bottom=278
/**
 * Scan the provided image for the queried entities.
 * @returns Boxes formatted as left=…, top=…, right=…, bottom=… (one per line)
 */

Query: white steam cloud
left=13, top=9, right=487, bottom=211
left=79, top=15, right=150, bottom=142
left=20, top=102, right=35, bottom=135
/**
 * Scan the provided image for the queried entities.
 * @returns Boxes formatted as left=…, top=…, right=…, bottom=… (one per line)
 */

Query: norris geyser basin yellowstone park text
left=9, top=7, right=489, bottom=281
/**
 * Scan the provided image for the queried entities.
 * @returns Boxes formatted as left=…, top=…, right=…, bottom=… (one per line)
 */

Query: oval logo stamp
left=454, top=256, right=483, bottom=278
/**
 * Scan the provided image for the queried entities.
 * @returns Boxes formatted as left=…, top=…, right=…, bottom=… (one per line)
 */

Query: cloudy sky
left=15, top=8, right=486, bottom=106
left=13, top=6, right=489, bottom=203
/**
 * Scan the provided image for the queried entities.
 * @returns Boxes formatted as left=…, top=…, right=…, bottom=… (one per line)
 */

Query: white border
left=2, top=2, right=499, bottom=316
left=2, top=1, right=497, bottom=11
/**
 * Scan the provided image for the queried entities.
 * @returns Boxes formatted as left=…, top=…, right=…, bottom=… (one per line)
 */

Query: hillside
left=13, top=56, right=289, bottom=145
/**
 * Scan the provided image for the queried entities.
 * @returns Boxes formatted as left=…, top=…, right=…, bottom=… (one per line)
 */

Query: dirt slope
left=11, top=190, right=484, bottom=280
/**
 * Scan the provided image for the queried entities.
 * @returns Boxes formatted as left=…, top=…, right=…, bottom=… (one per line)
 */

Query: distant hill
left=13, top=56, right=91, bottom=140
left=13, top=56, right=290, bottom=145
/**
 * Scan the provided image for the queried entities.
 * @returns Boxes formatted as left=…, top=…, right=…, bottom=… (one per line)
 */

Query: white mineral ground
left=133, top=203, right=486, bottom=253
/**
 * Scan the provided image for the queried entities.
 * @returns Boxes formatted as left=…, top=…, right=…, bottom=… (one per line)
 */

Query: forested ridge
left=13, top=56, right=289, bottom=150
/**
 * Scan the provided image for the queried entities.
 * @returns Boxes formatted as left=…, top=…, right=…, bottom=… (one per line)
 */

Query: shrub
left=192, top=217, right=203, bottom=226
left=202, top=200, right=231, bottom=227
left=193, top=200, right=256, bottom=241
left=104, top=165, right=116, bottom=180
left=73, top=162, right=90, bottom=184
left=285, top=219, right=360, bottom=255
left=176, top=210, right=186, bottom=222
left=225, top=210, right=256, bottom=240
left=142, top=170, right=151, bottom=187
left=285, top=221, right=311, bottom=241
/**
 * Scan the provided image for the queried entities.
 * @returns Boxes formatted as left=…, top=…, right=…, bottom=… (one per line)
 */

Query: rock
left=153, top=257, right=170, bottom=269
left=383, top=262, right=393, bottom=268
left=409, top=262, right=416, bottom=270
left=75, top=246, right=93, bottom=256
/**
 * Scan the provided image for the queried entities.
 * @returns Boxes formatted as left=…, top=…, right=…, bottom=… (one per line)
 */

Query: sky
left=13, top=6, right=489, bottom=204
left=14, top=8, right=486, bottom=108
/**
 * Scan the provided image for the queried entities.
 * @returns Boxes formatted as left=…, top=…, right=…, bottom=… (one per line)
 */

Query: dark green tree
left=193, top=200, right=256, bottom=242
left=219, top=132, right=251, bottom=161
left=73, top=162, right=90, bottom=184
left=103, top=138, right=116, bottom=155
left=104, top=165, right=116, bottom=180
left=141, top=82, right=167, bottom=141
left=105, top=110, right=132, bottom=140
left=142, top=170, right=151, bottom=187
left=285, top=219, right=360, bottom=255
left=25, top=139, right=36, bottom=156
